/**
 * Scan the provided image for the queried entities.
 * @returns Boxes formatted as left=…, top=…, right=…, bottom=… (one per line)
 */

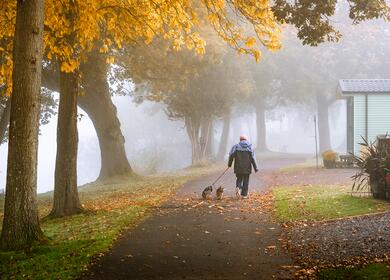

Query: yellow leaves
left=173, top=37, right=185, bottom=51
left=195, top=44, right=206, bottom=55
left=0, top=1, right=16, bottom=95
left=205, top=0, right=225, bottom=11
left=254, top=50, right=261, bottom=63
left=258, top=8, right=269, bottom=19
left=0, top=49, right=14, bottom=96
left=201, top=0, right=282, bottom=62
left=105, top=56, right=115, bottom=64
left=185, top=37, right=195, bottom=50
left=207, top=13, right=219, bottom=24
left=100, top=44, right=109, bottom=54
left=245, top=37, right=257, bottom=48
left=237, top=48, right=246, bottom=55
left=0, top=0, right=284, bottom=94
left=143, top=29, right=155, bottom=45
left=60, top=59, right=79, bottom=73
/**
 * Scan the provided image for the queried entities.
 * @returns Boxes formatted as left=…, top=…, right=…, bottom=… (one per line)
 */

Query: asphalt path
left=83, top=157, right=304, bottom=280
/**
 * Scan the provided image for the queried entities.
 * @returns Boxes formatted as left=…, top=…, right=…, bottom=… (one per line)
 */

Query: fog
left=0, top=97, right=348, bottom=194
left=1, top=7, right=390, bottom=194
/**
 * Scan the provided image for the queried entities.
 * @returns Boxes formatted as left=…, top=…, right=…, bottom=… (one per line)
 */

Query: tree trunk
left=79, top=52, right=132, bottom=180
left=49, top=70, right=83, bottom=217
left=316, top=94, right=332, bottom=152
left=256, top=103, right=268, bottom=152
left=190, top=136, right=202, bottom=165
left=42, top=58, right=133, bottom=181
left=200, top=118, right=212, bottom=161
left=205, top=119, right=214, bottom=159
left=185, top=118, right=202, bottom=165
left=0, top=0, right=45, bottom=250
left=217, top=113, right=230, bottom=161
left=0, top=98, right=11, bottom=144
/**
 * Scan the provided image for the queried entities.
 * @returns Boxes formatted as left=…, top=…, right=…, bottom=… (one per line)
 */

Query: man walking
left=228, top=135, right=258, bottom=199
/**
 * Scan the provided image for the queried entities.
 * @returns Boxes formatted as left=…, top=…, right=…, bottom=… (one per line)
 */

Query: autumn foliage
left=0, top=0, right=282, bottom=97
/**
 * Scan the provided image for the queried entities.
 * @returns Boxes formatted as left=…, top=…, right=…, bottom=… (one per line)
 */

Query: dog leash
left=211, top=167, right=230, bottom=187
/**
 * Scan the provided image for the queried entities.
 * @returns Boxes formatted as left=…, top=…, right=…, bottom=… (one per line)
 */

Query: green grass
left=0, top=165, right=221, bottom=280
left=1, top=207, right=143, bottom=280
left=318, top=263, right=390, bottom=279
left=273, top=185, right=390, bottom=279
left=273, top=185, right=390, bottom=222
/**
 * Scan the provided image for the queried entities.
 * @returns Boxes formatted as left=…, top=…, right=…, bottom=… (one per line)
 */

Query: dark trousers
left=236, top=174, right=250, bottom=196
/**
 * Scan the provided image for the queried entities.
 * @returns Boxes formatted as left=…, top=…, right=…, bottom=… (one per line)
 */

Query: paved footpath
left=83, top=158, right=304, bottom=280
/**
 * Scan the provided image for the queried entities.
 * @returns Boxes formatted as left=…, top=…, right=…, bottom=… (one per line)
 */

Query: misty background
left=1, top=7, right=389, bottom=194
left=0, top=98, right=346, bottom=194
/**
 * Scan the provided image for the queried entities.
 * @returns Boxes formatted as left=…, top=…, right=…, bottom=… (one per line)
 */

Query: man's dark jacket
left=228, top=140, right=258, bottom=174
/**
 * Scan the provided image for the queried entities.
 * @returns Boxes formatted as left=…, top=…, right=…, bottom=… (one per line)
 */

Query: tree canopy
left=0, top=0, right=283, bottom=97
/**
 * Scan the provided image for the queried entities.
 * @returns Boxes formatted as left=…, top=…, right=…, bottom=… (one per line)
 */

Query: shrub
left=321, top=150, right=338, bottom=161
left=352, top=137, right=390, bottom=198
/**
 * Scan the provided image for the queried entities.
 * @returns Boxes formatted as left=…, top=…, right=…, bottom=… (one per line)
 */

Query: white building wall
left=353, top=95, right=366, bottom=154
left=354, top=94, right=390, bottom=154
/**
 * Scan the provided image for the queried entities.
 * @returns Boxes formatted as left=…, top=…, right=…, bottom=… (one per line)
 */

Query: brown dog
left=216, top=186, right=224, bottom=200
left=202, top=185, right=213, bottom=200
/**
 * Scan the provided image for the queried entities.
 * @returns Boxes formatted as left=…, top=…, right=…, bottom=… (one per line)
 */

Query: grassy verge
left=318, top=263, right=390, bottom=279
left=0, top=165, right=221, bottom=280
left=273, top=185, right=390, bottom=222
left=273, top=184, right=390, bottom=279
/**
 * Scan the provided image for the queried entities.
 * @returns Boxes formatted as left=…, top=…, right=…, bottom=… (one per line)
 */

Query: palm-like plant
left=352, top=137, right=390, bottom=198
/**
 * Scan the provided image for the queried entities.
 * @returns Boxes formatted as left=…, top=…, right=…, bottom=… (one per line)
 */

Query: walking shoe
left=241, top=195, right=248, bottom=199
left=235, top=187, right=240, bottom=198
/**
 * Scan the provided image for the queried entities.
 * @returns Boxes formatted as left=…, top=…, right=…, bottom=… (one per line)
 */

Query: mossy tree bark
left=79, top=51, right=132, bottom=180
left=49, top=70, right=83, bottom=218
left=0, top=0, right=45, bottom=250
